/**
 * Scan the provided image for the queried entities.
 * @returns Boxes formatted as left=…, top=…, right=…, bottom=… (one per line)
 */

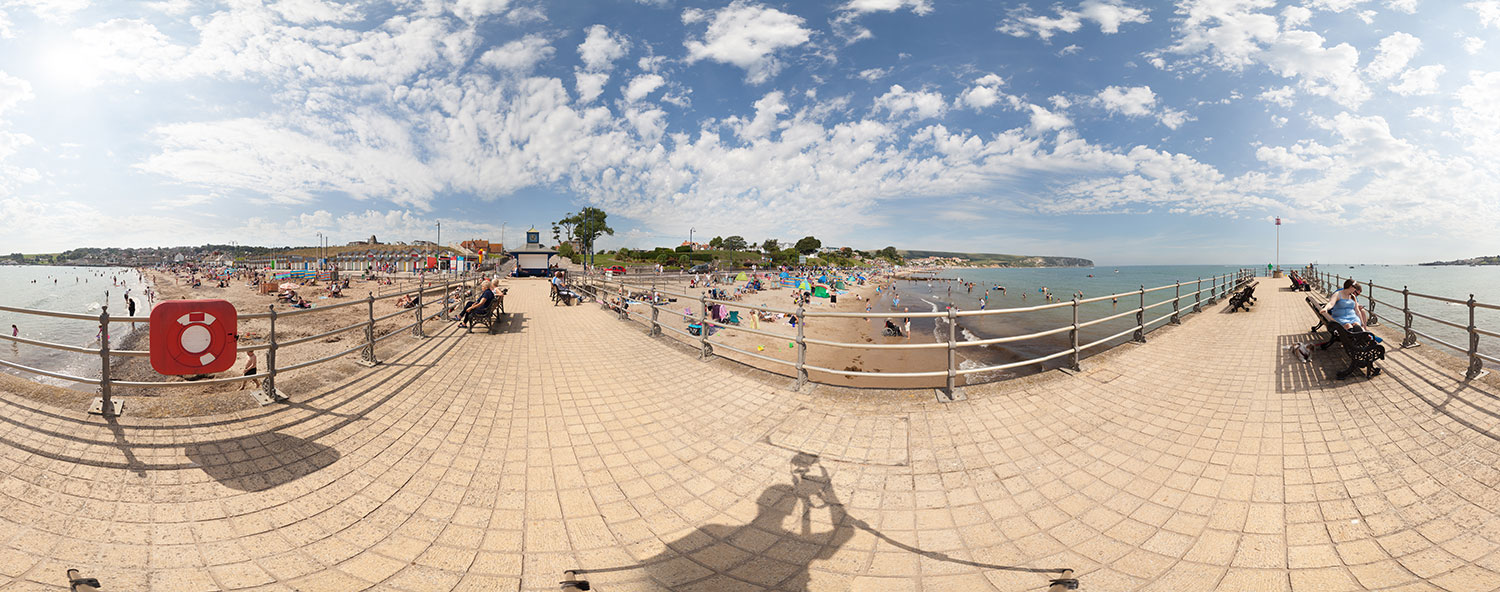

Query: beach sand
left=66, top=269, right=469, bottom=417
left=596, top=272, right=951, bottom=389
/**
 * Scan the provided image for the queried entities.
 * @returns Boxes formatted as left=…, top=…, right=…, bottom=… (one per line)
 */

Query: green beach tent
left=813, top=286, right=829, bottom=298
left=735, top=272, right=748, bottom=281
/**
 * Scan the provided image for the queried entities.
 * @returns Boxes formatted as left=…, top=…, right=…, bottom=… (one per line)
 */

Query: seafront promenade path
left=3, top=278, right=1500, bottom=591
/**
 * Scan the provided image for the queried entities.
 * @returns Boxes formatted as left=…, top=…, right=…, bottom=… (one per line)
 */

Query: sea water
left=867, top=264, right=1500, bottom=380
left=0, top=266, right=153, bottom=388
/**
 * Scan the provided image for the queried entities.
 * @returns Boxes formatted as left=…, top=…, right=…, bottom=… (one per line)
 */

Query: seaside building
left=509, top=227, right=559, bottom=277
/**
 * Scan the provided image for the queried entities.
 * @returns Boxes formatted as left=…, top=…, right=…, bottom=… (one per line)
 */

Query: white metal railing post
left=1467, top=294, right=1483, bottom=380
left=1401, top=286, right=1417, bottom=348
left=946, top=307, right=958, bottom=395
left=265, top=306, right=281, bottom=399
left=1209, top=275, right=1217, bottom=303
left=1069, top=297, right=1080, bottom=371
left=91, top=306, right=119, bottom=416
left=1134, top=285, right=1146, bottom=342
left=360, top=291, right=379, bottom=366
left=794, top=306, right=807, bottom=389
left=413, top=282, right=425, bottom=338
left=650, top=289, right=661, bottom=336
left=699, top=293, right=711, bottom=359
left=1171, top=281, right=1181, bottom=324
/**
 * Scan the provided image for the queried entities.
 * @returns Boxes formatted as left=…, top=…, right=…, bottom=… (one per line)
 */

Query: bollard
left=359, top=292, right=380, bottom=367
left=1171, top=281, right=1181, bottom=324
left=698, top=294, right=711, bottom=359
left=1401, top=286, right=1417, bottom=348
left=90, top=306, right=120, bottom=416
left=1068, top=297, right=1080, bottom=371
left=946, top=307, right=958, bottom=397
left=794, top=306, right=807, bottom=390
left=1133, top=285, right=1146, bottom=342
left=1467, top=295, right=1484, bottom=381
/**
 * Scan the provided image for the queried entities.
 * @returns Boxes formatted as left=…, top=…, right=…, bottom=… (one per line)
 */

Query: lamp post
left=316, top=232, right=324, bottom=270
left=1275, top=216, right=1281, bottom=277
left=435, top=221, right=442, bottom=277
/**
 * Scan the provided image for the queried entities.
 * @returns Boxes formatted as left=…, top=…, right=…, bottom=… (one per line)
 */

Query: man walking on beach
left=126, top=298, right=136, bottom=318
left=238, top=349, right=260, bottom=391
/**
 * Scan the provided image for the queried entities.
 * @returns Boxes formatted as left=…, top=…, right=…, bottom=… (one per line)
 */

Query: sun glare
left=37, top=42, right=103, bottom=89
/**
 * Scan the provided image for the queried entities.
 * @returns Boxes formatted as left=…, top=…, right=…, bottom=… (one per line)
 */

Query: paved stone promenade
left=3, top=278, right=1500, bottom=591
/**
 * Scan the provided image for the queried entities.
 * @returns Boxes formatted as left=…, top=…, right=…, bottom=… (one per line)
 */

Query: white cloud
left=578, top=24, right=627, bottom=71
left=1028, top=104, right=1072, bottom=131
left=1097, top=85, right=1156, bottom=116
left=1464, top=37, right=1486, bottom=55
left=842, top=0, right=933, bottom=15
left=574, top=72, right=609, bottom=103
left=857, top=67, right=889, bottom=82
left=270, top=0, right=361, bottom=24
left=622, top=73, right=665, bottom=102
left=450, top=0, right=512, bottom=22
left=1469, top=1, right=1500, bottom=28
left=1281, top=6, right=1311, bottom=26
left=683, top=1, right=811, bottom=84
left=8, top=0, right=88, bottom=23
left=1261, top=29, right=1370, bottom=108
left=479, top=34, right=554, bottom=73
left=1389, top=64, right=1444, bottom=95
left=1057, top=44, right=1081, bottom=56
left=1000, top=0, right=1150, bottom=39
left=1454, top=71, right=1500, bottom=161
left=874, top=84, right=946, bottom=120
left=1385, top=0, right=1418, bottom=12
left=732, top=91, right=788, bottom=140
left=1365, top=32, right=1419, bottom=80
left=144, top=0, right=191, bottom=16
left=957, top=74, right=1006, bottom=110
left=0, top=71, right=32, bottom=116
left=1159, top=107, right=1192, bottom=129
left=1258, top=85, right=1296, bottom=107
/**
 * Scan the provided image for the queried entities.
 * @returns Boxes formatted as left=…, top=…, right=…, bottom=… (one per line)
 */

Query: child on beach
left=238, top=349, right=260, bottom=391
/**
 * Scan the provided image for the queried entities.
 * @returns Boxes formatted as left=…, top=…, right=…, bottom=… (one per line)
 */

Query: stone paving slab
left=2, top=278, right=1500, bottom=590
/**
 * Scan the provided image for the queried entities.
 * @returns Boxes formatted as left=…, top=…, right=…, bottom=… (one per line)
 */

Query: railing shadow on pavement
left=1382, top=353, right=1500, bottom=443
left=1275, top=333, right=1359, bottom=394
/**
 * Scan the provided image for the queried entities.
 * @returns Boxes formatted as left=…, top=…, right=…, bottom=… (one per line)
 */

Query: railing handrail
left=1306, top=264, right=1495, bottom=380
left=0, top=271, right=482, bottom=415
left=583, top=269, right=1255, bottom=394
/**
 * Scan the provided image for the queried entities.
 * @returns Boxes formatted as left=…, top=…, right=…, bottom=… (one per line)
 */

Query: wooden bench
left=1289, top=274, right=1313, bottom=291
left=1228, top=284, right=1257, bottom=312
left=1305, top=294, right=1384, bottom=379
left=465, top=288, right=507, bottom=334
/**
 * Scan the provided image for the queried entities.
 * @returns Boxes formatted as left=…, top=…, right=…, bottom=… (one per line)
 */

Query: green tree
left=656, top=253, right=670, bottom=265
left=722, top=235, right=747, bottom=251
left=551, top=223, right=561, bottom=244
left=761, top=238, right=779, bottom=253
left=555, top=213, right=577, bottom=247
left=708, top=236, right=723, bottom=249
left=794, top=236, right=822, bottom=254
left=558, top=242, right=575, bottom=260
left=677, top=254, right=690, bottom=268
left=675, top=245, right=692, bottom=253
left=558, top=207, right=613, bottom=267
left=878, top=246, right=901, bottom=261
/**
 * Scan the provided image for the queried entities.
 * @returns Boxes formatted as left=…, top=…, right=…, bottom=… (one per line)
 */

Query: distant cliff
left=1419, top=255, right=1500, bottom=266
left=899, top=250, right=1094, bottom=268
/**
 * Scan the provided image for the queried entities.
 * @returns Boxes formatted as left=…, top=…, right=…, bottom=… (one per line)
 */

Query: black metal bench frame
left=1289, top=275, right=1313, bottom=291
left=1305, top=295, right=1384, bottom=379
left=464, top=289, right=507, bottom=334
left=1228, top=284, right=1257, bottom=312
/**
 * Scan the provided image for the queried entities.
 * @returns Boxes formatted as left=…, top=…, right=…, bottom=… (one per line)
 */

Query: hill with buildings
left=898, top=250, right=1094, bottom=268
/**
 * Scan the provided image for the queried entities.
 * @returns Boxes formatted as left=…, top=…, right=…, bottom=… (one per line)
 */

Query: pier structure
left=1, top=277, right=1499, bottom=590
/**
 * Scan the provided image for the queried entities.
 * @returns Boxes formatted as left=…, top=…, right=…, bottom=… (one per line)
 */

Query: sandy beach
left=91, top=268, right=471, bottom=417
left=596, top=271, right=952, bottom=389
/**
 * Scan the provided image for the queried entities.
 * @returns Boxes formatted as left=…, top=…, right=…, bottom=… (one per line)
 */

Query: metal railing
left=1303, top=266, right=1495, bottom=380
left=0, top=272, right=486, bottom=416
left=577, top=269, right=1254, bottom=397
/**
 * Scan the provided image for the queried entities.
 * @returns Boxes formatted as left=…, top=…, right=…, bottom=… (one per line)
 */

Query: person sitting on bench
left=460, top=281, right=496, bottom=327
left=1321, top=279, right=1368, bottom=329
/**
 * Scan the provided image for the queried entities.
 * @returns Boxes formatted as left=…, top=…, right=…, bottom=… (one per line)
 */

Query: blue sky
left=0, top=0, right=1497, bottom=264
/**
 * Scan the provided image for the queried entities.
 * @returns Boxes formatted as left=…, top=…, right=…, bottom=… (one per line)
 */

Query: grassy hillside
left=898, top=250, right=1093, bottom=268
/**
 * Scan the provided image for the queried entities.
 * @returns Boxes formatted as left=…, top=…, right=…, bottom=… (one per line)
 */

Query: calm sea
left=866, top=264, right=1500, bottom=380
left=0, top=266, right=152, bottom=388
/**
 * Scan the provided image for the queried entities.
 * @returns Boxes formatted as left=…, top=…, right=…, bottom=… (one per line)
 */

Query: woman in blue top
left=1322, top=279, right=1368, bottom=329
